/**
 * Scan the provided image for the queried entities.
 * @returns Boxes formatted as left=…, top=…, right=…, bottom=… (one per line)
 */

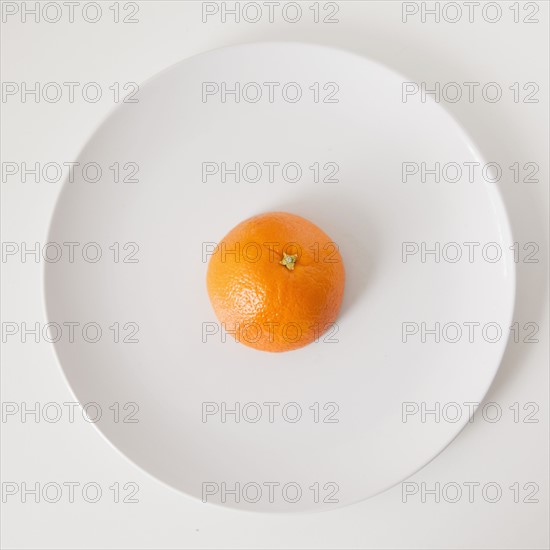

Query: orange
left=206, top=212, right=345, bottom=352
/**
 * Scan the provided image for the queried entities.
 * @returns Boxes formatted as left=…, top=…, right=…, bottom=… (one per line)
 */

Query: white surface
left=1, top=0, right=548, bottom=547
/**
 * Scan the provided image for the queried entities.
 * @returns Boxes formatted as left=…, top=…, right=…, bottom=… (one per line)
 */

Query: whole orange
left=206, top=212, right=345, bottom=352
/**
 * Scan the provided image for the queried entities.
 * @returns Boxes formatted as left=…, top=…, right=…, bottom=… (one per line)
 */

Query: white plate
left=44, top=43, right=515, bottom=512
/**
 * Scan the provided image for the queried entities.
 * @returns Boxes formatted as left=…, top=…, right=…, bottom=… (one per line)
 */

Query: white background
left=1, top=1, right=549, bottom=548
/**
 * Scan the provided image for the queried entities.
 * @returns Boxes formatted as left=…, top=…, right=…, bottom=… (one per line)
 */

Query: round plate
left=44, top=43, right=515, bottom=512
